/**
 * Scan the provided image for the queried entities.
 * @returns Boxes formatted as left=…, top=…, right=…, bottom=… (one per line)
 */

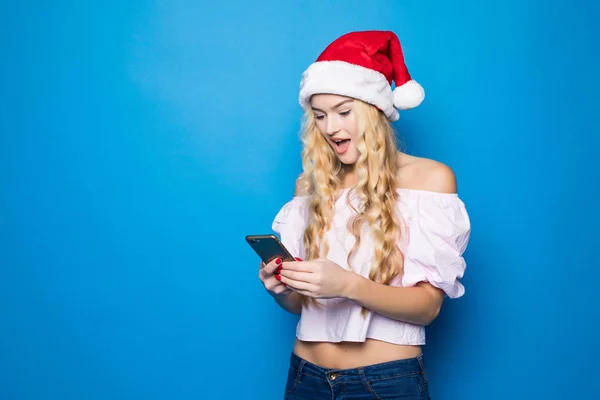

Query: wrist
left=343, top=271, right=364, bottom=301
left=272, top=290, right=302, bottom=315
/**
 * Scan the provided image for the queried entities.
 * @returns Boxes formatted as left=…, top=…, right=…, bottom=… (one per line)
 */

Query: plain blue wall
left=1, top=1, right=599, bottom=399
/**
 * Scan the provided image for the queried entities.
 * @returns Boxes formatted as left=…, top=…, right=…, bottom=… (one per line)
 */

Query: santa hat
left=299, top=30, right=424, bottom=122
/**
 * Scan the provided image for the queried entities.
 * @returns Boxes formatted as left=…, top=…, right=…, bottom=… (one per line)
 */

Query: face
left=310, top=94, right=360, bottom=165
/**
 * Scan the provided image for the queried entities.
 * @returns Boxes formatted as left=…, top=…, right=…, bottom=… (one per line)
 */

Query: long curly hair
left=295, top=99, right=407, bottom=314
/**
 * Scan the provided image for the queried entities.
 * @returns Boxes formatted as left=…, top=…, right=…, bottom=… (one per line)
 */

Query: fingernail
left=275, top=258, right=282, bottom=265
left=295, top=257, right=303, bottom=261
left=277, top=267, right=282, bottom=273
left=275, top=274, right=281, bottom=281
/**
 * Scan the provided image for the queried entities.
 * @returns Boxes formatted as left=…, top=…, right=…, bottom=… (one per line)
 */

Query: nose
left=325, top=115, right=341, bottom=135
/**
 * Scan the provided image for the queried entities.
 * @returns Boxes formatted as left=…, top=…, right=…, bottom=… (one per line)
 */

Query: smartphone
left=245, top=234, right=296, bottom=264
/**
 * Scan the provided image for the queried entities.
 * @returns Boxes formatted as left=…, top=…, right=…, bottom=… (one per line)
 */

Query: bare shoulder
left=396, top=153, right=457, bottom=194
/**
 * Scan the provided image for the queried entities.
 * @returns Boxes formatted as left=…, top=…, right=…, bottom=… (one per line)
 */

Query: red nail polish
left=277, top=267, right=282, bottom=273
left=275, top=258, right=282, bottom=265
left=275, top=274, right=281, bottom=281
left=295, top=257, right=303, bottom=261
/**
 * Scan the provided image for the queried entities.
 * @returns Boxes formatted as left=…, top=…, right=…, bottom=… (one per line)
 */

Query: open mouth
left=332, top=139, right=351, bottom=154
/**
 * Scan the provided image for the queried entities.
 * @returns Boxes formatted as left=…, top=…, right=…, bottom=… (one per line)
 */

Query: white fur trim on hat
left=299, top=61, right=399, bottom=122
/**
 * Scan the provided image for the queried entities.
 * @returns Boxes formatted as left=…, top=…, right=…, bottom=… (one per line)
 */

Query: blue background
left=1, top=1, right=599, bottom=399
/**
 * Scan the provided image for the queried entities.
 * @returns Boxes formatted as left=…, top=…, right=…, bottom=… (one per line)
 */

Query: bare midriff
left=293, top=338, right=422, bottom=369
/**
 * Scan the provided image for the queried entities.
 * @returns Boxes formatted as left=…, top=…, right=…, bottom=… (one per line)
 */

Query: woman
left=258, top=30, right=471, bottom=400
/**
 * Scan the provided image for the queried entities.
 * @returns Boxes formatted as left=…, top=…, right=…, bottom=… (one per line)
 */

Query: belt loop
left=417, top=354, right=427, bottom=384
left=358, top=368, right=371, bottom=393
left=295, top=358, right=306, bottom=386
left=298, top=358, right=306, bottom=376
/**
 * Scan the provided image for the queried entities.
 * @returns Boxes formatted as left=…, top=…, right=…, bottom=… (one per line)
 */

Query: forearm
left=345, top=274, right=443, bottom=326
left=273, top=291, right=302, bottom=315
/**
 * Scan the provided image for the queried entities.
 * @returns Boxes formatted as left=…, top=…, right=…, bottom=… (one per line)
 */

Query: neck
left=340, top=163, right=357, bottom=189
left=338, top=151, right=404, bottom=189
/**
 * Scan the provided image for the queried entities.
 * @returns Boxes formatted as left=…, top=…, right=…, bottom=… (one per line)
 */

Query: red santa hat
left=299, top=30, right=424, bottom=122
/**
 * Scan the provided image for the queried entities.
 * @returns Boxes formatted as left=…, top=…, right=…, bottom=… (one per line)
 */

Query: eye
left=315, top=114, right=325, bottom=120
left=339, top=110, right=351, bottom=117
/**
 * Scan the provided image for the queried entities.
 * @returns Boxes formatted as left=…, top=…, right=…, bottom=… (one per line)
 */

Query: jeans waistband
left=289, top=351, right=425, bottom=382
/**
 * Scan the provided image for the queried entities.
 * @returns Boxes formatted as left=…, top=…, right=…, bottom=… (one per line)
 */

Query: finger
left=281, top=261, right=314, bottom=272
left=280, top=270, right=314, bottom=284
left=268, top=273, right=289, bottom=287
left=280, top=275, right=311, bottom=291
left=259, top=261, right=266, bottom=269
left=263, top=258, right=284, bottom=274
left=264, top=278, right=285, bottom=292
left=271, top=285, right=290, bottom=295
left=258, top=268, right=271, bottom=281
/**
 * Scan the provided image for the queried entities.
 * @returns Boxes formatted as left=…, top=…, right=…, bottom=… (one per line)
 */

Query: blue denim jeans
left=284, top=352, right=430, bottom=399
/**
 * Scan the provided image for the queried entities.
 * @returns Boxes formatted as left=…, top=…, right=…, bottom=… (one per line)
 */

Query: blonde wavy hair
left=295, top=99, right=407, bottom=314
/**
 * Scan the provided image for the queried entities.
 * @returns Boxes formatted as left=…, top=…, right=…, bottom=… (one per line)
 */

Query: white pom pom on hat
left=393, top=79, right=425, bottom=111
left=299, top=30, right=424, bottom=122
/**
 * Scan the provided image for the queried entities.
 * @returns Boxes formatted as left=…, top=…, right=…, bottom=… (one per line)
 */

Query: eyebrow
left=311, top=99, right=354, bottom=113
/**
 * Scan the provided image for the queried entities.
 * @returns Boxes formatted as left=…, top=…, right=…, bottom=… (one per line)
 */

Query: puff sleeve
left=401, top=192, right=471, bottom=298
left=271, top=196, right=310, bottom=260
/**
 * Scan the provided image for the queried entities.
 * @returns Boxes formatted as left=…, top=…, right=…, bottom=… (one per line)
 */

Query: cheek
left=345, top=117, right=359, bottom=142
left=315, top=120, right=327, bottom=135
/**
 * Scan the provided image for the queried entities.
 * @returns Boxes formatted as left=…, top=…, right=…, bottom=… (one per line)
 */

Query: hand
left=258, top=257, right=290, bottom=297
left=279, top=258, right=355, bottom=299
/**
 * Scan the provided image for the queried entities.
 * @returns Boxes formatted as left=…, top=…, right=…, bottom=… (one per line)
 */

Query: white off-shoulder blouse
left=272, top=188, right=471, bottom=345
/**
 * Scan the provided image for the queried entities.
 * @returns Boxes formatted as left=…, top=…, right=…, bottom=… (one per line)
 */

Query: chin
left=338, top=154, right=359, bottom=165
